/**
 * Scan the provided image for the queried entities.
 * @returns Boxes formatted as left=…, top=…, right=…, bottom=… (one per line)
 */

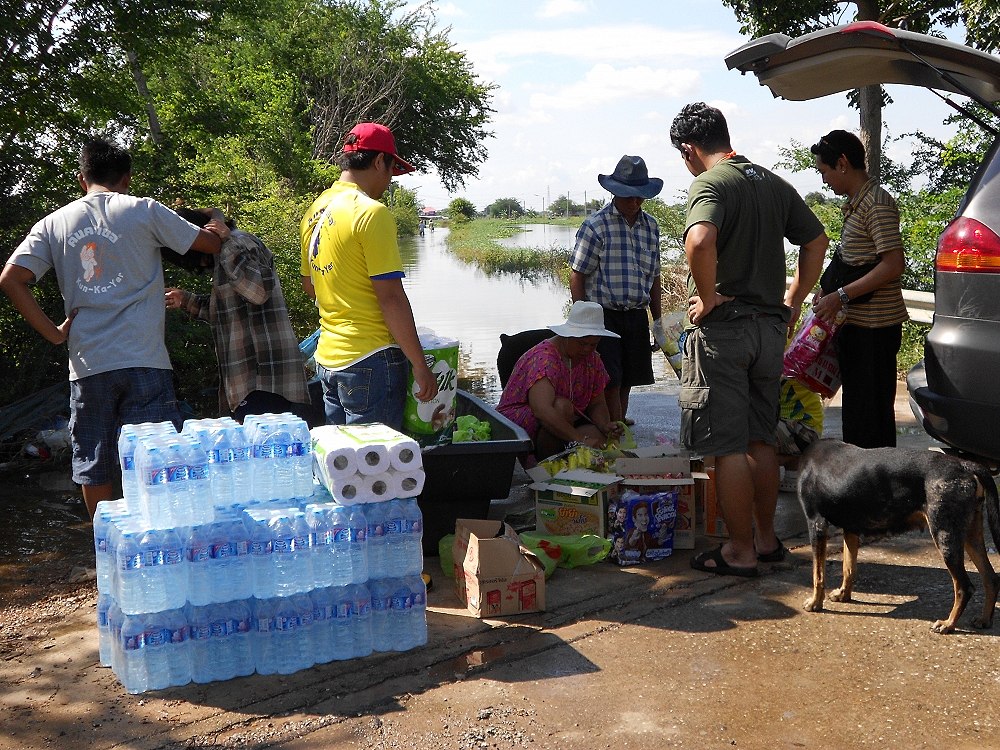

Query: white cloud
left=525, top=64, right=701, bottom=112
left=536, top=0, right=589, bottom=19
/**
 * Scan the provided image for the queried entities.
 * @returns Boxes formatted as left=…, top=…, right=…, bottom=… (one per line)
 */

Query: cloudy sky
left=404, top=0, right=965, bottom=213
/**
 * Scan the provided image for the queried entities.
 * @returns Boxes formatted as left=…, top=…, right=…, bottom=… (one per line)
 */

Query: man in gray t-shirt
left=0, top=138, right=229, bottom=518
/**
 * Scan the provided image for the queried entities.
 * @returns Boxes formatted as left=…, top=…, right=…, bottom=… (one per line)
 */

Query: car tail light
left=936, top=217, right=1000, bottom=273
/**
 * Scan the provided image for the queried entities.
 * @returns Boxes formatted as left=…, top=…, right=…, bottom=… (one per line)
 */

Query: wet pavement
left=4, top=382, right=999, bottom=750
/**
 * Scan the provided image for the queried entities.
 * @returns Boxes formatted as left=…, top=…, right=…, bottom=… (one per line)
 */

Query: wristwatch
left=837, top=287, right=850, bottom=305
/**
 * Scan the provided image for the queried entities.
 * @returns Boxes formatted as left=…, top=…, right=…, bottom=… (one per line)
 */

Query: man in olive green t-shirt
left=669, top=102, right=828, bottom=578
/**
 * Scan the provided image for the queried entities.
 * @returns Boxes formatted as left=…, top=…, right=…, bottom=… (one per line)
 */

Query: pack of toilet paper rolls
left=310, top=423, right=424, bottom=504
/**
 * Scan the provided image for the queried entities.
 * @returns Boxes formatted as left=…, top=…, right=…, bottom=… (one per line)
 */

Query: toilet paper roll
left=354, top=443, right=390, bottom=475
left=362, top=472, right=396, bottom=501
left=393, top=470, right=425, bottom=498
left=387, top=439, right=422, bottom=472
left=310, top=426, right=358, bottom=480
left=324, top=474, right=369, bottom=505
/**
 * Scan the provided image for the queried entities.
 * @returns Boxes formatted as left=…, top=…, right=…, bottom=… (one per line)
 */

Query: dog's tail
left=971, top=461, right=1000, bottom=553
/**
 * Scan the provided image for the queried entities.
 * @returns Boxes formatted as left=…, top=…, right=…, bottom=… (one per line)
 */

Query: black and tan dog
left=797, top=439, right=1000, bottom=634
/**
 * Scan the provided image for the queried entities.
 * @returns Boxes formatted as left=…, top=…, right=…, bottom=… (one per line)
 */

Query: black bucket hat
left=598, top=155, right=663, bottom=199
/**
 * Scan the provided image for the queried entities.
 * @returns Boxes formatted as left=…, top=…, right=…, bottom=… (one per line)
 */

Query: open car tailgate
left=725, top=21, right=1000, bottom=104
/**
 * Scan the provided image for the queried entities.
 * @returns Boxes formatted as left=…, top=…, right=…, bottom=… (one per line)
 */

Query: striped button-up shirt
left=570, top=202, right=660, bottom=311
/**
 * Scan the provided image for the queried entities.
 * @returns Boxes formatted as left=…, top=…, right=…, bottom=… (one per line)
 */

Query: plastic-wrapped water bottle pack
left=97, top=414, right=427, bottom=693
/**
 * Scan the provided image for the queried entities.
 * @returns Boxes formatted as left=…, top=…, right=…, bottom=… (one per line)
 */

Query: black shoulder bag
left=819, top=248, right=879, bottom=305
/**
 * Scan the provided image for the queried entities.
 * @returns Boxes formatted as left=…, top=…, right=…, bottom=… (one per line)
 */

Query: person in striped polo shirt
left=810, top=129, right=908, bottom=449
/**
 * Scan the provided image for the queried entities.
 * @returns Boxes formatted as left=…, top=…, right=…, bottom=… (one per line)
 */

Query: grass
left=446, top=218, right=570, bottom=277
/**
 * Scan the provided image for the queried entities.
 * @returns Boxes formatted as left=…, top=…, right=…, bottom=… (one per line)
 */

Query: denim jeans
left=317, top=347, right=408, bottom=429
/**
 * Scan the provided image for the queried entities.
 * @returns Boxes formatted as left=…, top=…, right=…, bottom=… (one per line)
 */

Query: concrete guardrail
left=786, top=277, right=934, bottom=324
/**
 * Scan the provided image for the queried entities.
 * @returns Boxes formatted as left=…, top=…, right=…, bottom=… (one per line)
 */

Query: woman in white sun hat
left=498, top=301, right=624, bottom=461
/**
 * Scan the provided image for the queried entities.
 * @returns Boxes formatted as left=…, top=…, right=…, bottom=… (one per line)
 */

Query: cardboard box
left=528, top=469, right=622, bottom=537
left=607, top=488, right=678, bottom=565
left=453, top=519, right=546, bottom=617
left=614, top=456, right=702, bottom=549
left=699, top=466, right=728, bottom=537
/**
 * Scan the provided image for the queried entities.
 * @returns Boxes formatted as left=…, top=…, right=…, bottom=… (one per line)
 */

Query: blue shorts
left=317, top=347, right=408, bottom=430
left=70, top=368, right=181, bottom=486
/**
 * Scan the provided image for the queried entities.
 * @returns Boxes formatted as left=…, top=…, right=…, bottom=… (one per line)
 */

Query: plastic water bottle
left=350, top=583, right=373, bottom=658
left=365, top=500, right=388, bottom=581
left=225, top=516, right=253, bottom=602
left=205, top=424, right=234, bottom=507
left=252, top=422, right=276, bottom=502
left=247, top=511, right=275, bottom=599
left=310, top=587, right=335, bottom=664
left=401, top=497, right=424, bottom=576
left=369, top=579, right=392, bottom=652
left=272, top=596, right=304, bottom=674
left=160, top=526, right=188, bottom=611
left=93, top=505, right=114, bottom=594
left=405, top=573, right=428, bottom=647
left=306, top=505, right=334, bottom=588
left=290, top=511, right=314, bottom=593
left=164, top=440, right=190, bottom=527
left=143, top=610, right=173, bottom=691
left=346, top=505, right=368, bottom=585
left=116, top=528, right=143, bottom=614
left=230, top=425, right=253, bottom=502
left=118, top=429, right=140, bottom=506
left=388, top=578, right=413, bottom=651
left=186, top=524, right=214, bottom=606
left=119, top=612, right=148, bottom=694
left=292, top=593, right=315, bottom=670
left=384, top=499, right=406, bottom=575
left=97, top=592, right=114, bottom=667
left=107, top=600, right=123, bottom=675
left=269, top=513, right=298, bottom=596
left=270, top=421, right=296, bottom=501
left=137, top=529, right=167, bottom=613
left=326, top=505, right=352, bottom=587
left=164, top=607, right=192, bottom=687
left=291, top=419, right=314, bottom=498
left=331, top=585, right=353, bottom=661
left=182, top=435, right=211, bottom=525
left=187, top=603, right=218, bottom=684
left=251, top=597, right=278, bottom=675
left=229, top=599, right=255, bottom=678
left=138, top=444, right=169, bottom=529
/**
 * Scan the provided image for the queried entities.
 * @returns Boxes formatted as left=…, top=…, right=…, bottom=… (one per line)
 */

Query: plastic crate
left=417, top=390, right=531, bottom=555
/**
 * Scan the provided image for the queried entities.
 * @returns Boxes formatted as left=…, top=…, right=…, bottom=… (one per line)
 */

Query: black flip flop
left=690, top=545, right=759, bottom=578
left=757, top=539, right=788, bottom=563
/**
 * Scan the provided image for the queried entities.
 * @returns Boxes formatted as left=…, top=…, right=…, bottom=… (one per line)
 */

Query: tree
left=721, top=0, right=998, bottom=177
left=448, top=197, right=477, bottom=222
left=486, top=198, right=524, bottom=217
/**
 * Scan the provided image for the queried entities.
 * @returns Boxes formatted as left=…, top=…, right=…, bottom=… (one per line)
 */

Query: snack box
left=607, top=488, right=678, bottom=566
left=527, top=468, right=623, bottom=538
left=613, top=456, right=707, bottom=550
left=453, top=519, right=546, bottom=617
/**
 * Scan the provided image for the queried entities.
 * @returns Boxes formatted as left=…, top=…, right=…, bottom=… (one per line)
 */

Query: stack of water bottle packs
left=95, top=415, right=428, bottom=694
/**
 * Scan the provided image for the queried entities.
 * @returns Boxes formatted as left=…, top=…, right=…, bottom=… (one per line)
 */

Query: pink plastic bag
left=782, top=309, right=845, bottom=398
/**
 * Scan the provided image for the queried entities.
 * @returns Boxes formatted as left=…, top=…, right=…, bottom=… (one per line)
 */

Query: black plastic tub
left=417, top=390, right=532, bottom=555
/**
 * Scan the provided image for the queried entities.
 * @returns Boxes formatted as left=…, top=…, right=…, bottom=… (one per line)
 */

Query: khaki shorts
left=679, top=314, right=785, bottom=457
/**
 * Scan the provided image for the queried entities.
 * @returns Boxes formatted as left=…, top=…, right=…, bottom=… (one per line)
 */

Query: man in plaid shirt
left=570, top=155, right=663, bottom=424
left=165, top=209, right=311, bottom=422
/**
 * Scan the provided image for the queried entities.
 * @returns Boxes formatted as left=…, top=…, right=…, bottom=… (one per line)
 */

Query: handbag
left=819, top=248, right=879, bottom=305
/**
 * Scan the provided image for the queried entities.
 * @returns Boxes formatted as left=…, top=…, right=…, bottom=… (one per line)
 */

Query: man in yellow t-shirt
left=300, top=122, right=437, bottom=428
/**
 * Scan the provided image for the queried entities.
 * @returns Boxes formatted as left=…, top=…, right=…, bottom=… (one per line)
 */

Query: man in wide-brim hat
left=569, top=155, right=663, bottom=426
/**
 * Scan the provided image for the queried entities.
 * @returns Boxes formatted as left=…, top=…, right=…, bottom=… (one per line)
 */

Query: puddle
left=0, top=464, right=90, bottom=562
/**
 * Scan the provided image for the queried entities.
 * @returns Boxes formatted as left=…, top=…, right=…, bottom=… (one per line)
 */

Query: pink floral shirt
left=497, top=338, right=610, bottom=439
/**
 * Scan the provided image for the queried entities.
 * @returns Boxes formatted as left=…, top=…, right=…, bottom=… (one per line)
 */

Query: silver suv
left=726, top=21, right=1000, bottom=461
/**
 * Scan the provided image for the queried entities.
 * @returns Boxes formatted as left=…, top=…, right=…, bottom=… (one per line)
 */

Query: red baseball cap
left=342, top=122, right=415, bottom=175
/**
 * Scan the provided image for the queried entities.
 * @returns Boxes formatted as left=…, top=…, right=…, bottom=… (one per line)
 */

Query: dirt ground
left=4, top=517, right=1000, bottom=750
